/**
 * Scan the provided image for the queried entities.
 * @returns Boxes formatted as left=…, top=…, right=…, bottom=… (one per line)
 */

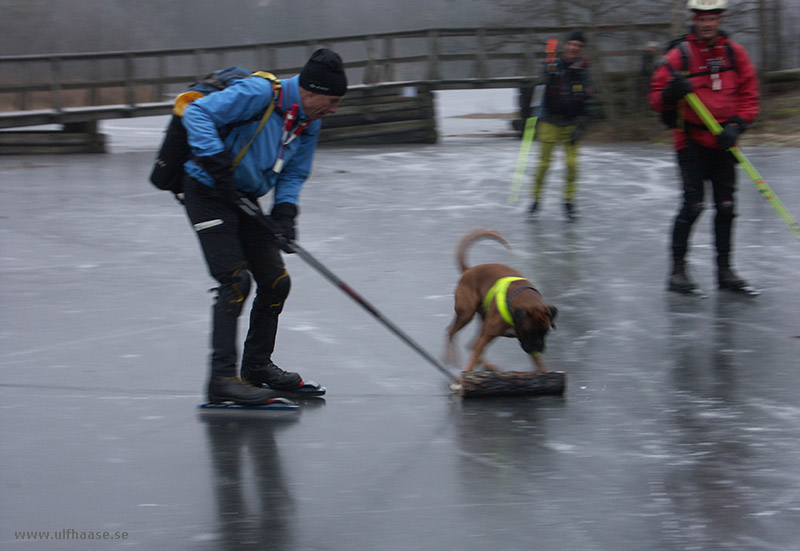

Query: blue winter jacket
left=182, top=74, right=321, bottom=205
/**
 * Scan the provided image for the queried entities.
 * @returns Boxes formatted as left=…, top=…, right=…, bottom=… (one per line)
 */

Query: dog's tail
left=456, top=229, right=511, bottom=273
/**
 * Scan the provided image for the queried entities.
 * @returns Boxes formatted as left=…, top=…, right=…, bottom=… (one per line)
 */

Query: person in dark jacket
left=649, top=0, right=759, bottom=295
left=182, top=49, right=347, bottom=405
left=529, top=30, right=595, bottom=221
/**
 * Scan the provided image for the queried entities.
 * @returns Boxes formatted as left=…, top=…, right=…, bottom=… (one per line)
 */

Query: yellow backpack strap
left=252, top=71, right=281, bottom=89
left=231, top=102, right=275, bottom=169
left=483, top=277, right=527, bottom=325
left=231, top=72, right=282, bottom=170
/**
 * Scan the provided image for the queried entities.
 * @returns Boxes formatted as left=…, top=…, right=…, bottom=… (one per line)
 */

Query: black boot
left=668, top=261, right=699, bottom=294
left=241, top=361, right=303, bottom=390
left=207, top=376, right=289, bottom=406
left=718, top=266, right=759, bottom=295
left=528, top=199, right=540, bottom=215
left=564, top=200, right=579, bottom=221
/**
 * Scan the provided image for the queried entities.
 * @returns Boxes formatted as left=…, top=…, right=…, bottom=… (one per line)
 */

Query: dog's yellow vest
left=483, top=277, right=527, bottom=325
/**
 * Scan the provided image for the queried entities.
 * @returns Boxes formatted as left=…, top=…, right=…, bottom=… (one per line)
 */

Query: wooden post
left=50, top=55, right=63, bottom=112
left=474, top=28, right=488, bottom=79
left=266, top=46, right=277, bottom=73
left=522, top=34, right=536, bottom=77
left=156, top=55, right=166, bottom=102
left=586, top=30, right=620, bottom=123
left=671, top=0, right=685, bottom=38
left=427, top=30, right=441, bottom=81
left=20, top=63, right=32, bottom=111
left=194, top=49, right=206, bottom=81
left=364, top=35, right=378, bottom=84
left=383, top=37, right=395, bottom=82
left=124, top=53, right=136, bottom=108
left=258, top=45, right=274, bottom=72
left=89, top=59, right=99, bottom=106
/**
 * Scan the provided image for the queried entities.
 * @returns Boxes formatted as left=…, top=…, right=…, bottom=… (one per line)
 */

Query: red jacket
left=649, top=33, right=760, bottom=150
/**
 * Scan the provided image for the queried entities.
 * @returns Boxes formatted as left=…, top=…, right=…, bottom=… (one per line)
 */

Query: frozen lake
left=2, top=89, right=800, bottom=550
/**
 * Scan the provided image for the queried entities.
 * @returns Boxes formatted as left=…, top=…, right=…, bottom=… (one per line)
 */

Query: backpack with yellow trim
left=149, top=67, right=280, bottom=198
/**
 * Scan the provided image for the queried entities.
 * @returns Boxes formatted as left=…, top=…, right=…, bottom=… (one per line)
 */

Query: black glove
left=196, top=152, right=239, bottom=204
left=270, top=202, right=298, bottom=253
left=717, top=116, right=746, bottom=150
left=569, top=118, right=588, bottom=145
left=662, top=74, right=692, bottom=105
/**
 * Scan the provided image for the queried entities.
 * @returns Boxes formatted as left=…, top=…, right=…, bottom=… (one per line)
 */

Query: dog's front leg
left=463, top=334, right=492, bottom=373
left=478, top=360, right=499, bottom=371
left=530, top=352, right=548, bottom=374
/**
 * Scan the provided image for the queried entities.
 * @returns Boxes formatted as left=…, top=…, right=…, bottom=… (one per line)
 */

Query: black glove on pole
left=569, top=117, right=588, bottom=145
left=662, top=74, right=692, bottom=105
left=270, top=202, right=298, bottom=254
left=717, top=116, right=747, bottom=150
left=197, top=152, right=239, bottom=204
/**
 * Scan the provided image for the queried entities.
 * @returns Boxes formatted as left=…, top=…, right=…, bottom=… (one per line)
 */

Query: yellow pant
left=532, top=121, right=579, bottom=201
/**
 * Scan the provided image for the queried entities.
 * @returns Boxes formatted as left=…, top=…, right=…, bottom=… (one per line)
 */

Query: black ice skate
left=564, top=200, right=579, bottom=221
left=206, top=376, right=297, bottom=407
left=718, top=267, right=760, bottom=296
left=668, top=262, right=707, bottom=298
left=242, top=361, right=326, bottom=396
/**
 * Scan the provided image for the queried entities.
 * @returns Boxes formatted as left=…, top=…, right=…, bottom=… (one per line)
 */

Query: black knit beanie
left=567, top=30, right=587, bottom=44
left=299, top=48, right=348, bottom=96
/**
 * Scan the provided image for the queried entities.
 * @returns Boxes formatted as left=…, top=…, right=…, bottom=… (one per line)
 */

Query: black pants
left=671, top=142, right=737, bottom=268
left=184, top=178, right=290, bottom=378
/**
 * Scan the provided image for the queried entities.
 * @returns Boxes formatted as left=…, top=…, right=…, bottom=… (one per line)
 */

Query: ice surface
left=2, top=89, right=799, bottom=550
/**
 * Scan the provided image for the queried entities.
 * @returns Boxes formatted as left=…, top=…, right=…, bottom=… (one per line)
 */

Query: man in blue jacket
left=182, top=49, right=347, bottom=405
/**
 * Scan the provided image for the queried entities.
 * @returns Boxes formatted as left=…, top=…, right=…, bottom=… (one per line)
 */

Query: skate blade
left=721, top=286, right=761, bottom=297
left=669, top=286, right=708, bottom=299
left=198, top=399, right=299, bottom=416
left=293, top=381, right=326, bottom=396
left=261, top=381, right=327, bottom=397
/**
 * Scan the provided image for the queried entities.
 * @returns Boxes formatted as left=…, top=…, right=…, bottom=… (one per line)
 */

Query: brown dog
left=445, top=229, right=557, bottom=374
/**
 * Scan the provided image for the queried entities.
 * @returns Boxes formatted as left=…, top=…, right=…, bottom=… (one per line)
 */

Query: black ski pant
left=671, top=142, right=738, bottom=269
left=184, top=178, right=290, bottom=378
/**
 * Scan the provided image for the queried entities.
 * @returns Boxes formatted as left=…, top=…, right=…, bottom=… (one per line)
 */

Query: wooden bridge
left=0, top=24, right=670, bottom=151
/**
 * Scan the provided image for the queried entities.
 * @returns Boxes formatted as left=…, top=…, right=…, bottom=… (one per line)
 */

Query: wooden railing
left=0, top=24, right=671, bottom=130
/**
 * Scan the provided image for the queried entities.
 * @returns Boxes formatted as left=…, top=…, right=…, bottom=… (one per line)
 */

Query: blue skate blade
left=198, top=399, right=299, bottom=416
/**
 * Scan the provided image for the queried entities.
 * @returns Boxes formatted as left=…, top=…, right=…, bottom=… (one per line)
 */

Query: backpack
left=149, top=67, right=281, bottom=198
left=659, top=34, right=738, bottom=129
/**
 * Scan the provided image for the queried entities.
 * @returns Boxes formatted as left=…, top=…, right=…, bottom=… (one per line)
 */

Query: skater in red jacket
left=649, top=0, right=760, bottom=296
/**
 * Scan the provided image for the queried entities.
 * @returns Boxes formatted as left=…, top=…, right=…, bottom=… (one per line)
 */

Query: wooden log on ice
left=453, top=371, right=566, bottom=398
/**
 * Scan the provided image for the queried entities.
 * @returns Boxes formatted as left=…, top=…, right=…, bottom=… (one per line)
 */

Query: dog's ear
left=548, top=305, right=558, bottom=329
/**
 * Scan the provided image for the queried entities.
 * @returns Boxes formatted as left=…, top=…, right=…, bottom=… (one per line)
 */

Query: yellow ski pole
left=684, top=92, right=800, bottom=241
left=508, top=115, right=537, bottom=205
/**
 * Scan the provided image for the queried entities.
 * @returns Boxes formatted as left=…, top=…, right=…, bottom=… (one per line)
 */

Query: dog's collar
left=483, top=277, right=539, bottom=326
left=507, top=284, right=540, bottom=305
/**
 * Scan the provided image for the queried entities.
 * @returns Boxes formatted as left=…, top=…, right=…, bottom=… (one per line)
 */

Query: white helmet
left=687, top=0, right=727, bottom=10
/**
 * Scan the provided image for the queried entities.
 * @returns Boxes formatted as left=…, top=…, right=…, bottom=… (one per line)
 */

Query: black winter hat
left=567, top=30, right=587, bottom=44
left=300, top=48, right=348, bottom=96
